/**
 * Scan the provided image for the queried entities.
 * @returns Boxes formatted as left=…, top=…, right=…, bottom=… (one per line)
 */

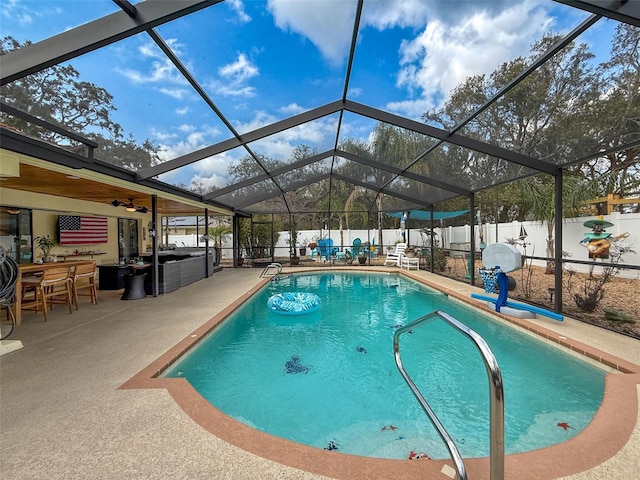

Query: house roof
left=1, top=0, right=639, bottom=218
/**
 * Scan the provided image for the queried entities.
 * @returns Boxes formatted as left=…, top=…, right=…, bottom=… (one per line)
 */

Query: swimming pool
left=163, top=271, right=606, bottom=460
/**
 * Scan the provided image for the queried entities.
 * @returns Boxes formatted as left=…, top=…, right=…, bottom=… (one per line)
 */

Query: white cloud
left=361, top=0, right=431, bottom=29
left=279, top=103, right=305, bottom=115
left=2, top=0, right=34, bottom=26
left=395, top=2, right=553, bottom=110
left=347, top=86, right=363, bottom=98
left=227, top=0, right=251, bottom=24
left=219, top=53, right=259, bottom=83
left=265, top=0, right=553, bottom=118
left=193, top=151, right=235, bottom=179
left=386, top=98, right=435, bottom=121
left=154, top=125, right=222, bottom=162
left=235, top=109, right=333, bottom=145
left=217, top=85, right=257, bottom=97
left=267, top=0, right=356, bottom=65
left=159, top=87, right=189, bottom=100
left=190, top=173, right=228, bottom=191
left=231, top=109, right=337, bottom=159
left=177, top=124, right=196, bottom=133
left=175, top=107, right=190, bottom=116
left=160, top=151, right=237, bottom=190
left=211, top=53, right=259, bottom=97
left=149, top=128, right=178, bottom=144
left=116, top=40, right=188, bottom=88
left=233, top=110, right=277, bottom=134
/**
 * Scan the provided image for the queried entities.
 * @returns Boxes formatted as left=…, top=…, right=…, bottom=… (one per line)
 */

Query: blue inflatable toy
left=267, top=292, right=321, bottom=315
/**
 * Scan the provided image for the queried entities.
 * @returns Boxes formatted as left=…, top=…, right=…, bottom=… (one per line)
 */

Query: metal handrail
left=260, top=262, right=282, bottom=278
left=393, top=310, right=504, bottom=480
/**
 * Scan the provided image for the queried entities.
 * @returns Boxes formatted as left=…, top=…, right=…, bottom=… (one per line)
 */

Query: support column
left=151, top=195, right=158, bottom=297
left=429, top=206, right=435, bottom=273
left=204, top=208, right=210, bottom=277
left=554, top=171, right=563, bottom=314
left=469, top=193, right=475, bottom=286
left=233, top=215, right=240, bottom=268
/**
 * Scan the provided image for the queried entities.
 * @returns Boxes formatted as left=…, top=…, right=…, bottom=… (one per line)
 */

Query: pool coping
left=121, top=267, right=640, bottom=480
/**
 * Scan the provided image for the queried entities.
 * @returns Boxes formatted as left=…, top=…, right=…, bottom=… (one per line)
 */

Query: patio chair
left=71, top=262, right=98, bottom=309
left=317, top=239, right=337, bottom=261
left=349, top=238, right=362, bottom=257
left=383, top=242, right=407, bottom=267
left=21, top=266, right=73, bottom=321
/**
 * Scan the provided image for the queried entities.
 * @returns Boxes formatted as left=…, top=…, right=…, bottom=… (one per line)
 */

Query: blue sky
left=2, top=0, right=616, bottom=191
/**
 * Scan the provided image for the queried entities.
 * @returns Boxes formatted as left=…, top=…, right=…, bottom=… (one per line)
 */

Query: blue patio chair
left=317, top=238, right=337, bottom=261
left=350, top=238, right=362, bottom=257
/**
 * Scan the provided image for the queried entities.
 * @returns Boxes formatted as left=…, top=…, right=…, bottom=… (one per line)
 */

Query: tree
left=1, top=37, right=118, bottom=143
left=519, top=174, right=597, bottom=273
left=339, top=123, right=433, bottom=250
left=238, top=215, right=281, bottom=259
left=577, top=23, right=640, bottom=209
left=1, top=36, right=161, bottom=171
left=207, top=219, right=232, bottom=248
left=422, top=32, right=614, bottom=271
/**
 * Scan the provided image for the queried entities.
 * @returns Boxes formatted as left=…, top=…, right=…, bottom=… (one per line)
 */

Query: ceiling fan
left=111, top=197, right=148, bottom=213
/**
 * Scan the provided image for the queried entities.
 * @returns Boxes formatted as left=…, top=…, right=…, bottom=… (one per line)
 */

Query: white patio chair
left=383, top=242, right=407, bottom=267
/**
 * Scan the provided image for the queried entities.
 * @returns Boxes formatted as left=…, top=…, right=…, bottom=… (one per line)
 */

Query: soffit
left=0, top=149, right=230, bottom=216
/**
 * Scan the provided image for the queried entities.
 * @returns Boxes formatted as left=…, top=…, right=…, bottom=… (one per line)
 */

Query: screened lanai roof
left=1, top=0, right=639, bottom=217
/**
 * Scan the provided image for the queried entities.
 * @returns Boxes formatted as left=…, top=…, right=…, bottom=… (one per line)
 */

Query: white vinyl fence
left=171, top=212, right=640, bottom=279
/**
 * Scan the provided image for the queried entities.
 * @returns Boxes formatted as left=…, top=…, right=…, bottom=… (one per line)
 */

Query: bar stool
left=21, top=267, right=73, bottom=321
left=70, top=262, right=98, bottom=309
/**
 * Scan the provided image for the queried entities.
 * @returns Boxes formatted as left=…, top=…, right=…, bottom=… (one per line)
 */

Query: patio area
left=1, top=267, right=639, bottom=479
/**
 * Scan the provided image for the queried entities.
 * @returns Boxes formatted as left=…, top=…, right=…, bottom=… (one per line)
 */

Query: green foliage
left=34, top=235, right=56, bottom=257
left=286, top=216, right=298, bottom=257
left=604, top=309, right=636, bottom=324
left=207, top=222, right=232, bottom=247
left=1, top=36, right=161, bottom=171
left=238, top=216, right=281, bottom=259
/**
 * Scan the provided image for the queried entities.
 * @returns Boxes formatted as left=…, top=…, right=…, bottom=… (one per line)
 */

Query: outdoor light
left=111, top=197, right=148, bottom=214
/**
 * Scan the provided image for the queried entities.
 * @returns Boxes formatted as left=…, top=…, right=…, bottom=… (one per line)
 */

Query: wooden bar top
left=19, top=259, right=95, bottom=274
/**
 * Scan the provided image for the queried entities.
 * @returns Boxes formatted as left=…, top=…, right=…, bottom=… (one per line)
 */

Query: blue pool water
left=164, top=272, right=606, bottom=460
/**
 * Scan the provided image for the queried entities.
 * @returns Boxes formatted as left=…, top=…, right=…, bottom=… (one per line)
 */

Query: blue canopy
left=387, top=210, right=469, bottom=221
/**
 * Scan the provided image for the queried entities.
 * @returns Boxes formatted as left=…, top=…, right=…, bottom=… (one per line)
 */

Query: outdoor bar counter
left=141, top=248, right=220, bottom=294
left=98, top=248, right=220, bottom=295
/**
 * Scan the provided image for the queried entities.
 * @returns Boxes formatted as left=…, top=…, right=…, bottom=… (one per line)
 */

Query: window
left=118, top=218, right=138, bottom=262
left=0, top=207, right=33, bottom=263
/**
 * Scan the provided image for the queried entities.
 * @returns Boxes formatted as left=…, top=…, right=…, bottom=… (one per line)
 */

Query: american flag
left=58, top=215, right=108, bottom=245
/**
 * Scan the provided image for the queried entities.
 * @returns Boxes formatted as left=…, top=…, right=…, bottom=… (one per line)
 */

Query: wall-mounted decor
left=58, top=215, right=108, bottom=245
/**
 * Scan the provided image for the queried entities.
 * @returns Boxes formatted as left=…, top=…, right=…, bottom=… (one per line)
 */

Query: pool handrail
left=260, top=262, right=282, bottom=278
left=393, top=310, right=505, bottom=480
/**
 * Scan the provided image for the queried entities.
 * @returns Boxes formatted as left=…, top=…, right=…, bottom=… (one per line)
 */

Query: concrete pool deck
left=1, top=266, right=638, bottom=479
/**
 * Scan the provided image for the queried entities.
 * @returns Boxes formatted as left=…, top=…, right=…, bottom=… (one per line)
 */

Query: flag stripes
left=58, top=215, right=108, bottom=245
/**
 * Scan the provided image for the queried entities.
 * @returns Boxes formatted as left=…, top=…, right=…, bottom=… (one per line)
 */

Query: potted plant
left=357, top=253, right=367, bottom=265
left=298, top=237, right=308, bottom=257
left=307, top=234, right=319, bottom=250
left=35, top=235, right=57, bottom=262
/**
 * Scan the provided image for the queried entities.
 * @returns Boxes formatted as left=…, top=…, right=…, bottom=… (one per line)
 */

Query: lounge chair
left=383, top=242, right=407, bottom=267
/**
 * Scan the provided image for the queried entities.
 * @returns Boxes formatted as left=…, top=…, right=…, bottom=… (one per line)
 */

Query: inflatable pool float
left=267, top=292, right=321, bottom=315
